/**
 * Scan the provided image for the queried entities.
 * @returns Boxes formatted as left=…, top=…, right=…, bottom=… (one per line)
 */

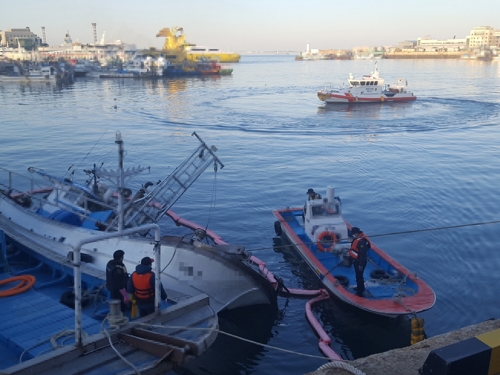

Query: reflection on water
left=176, top=304, right=277, bottom=375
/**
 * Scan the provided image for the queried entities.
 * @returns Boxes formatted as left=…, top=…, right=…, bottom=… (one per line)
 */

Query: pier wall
left=307, top=318, right=500, bottom=375
left=383, top=51, right=463, bottom=59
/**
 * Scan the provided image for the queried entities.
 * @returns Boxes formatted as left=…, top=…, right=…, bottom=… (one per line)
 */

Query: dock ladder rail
left=117, top=132, right=224, bottom=229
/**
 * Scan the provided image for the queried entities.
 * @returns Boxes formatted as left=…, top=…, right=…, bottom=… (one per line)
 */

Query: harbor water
left=1, top=56, right=500, bottom=374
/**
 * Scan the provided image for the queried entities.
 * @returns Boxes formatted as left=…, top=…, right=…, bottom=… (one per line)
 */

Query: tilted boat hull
left=0, top=195, right=275, bottom=313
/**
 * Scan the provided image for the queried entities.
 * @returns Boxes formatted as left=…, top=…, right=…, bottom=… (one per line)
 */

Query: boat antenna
left=64, top=129, right=109, bottom=179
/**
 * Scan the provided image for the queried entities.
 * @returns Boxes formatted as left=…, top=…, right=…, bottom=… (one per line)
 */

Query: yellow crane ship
left=156, top=26, right=240, bottom=63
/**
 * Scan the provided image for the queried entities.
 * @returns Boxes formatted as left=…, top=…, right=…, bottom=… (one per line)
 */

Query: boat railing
left=0, top=166, right=38, bottom=195
left=0, top=167, right=119, bottom=228
left=322, top=83, right=343, bottom=93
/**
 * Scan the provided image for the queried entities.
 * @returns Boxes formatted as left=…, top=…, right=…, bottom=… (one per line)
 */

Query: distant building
left=397, top=41, right=417, bottom=49
left=416, top=36, right=468, bottom=51
left=0, top=27, right=41, bottom=50
left=469, top=26, right=495, bottom=48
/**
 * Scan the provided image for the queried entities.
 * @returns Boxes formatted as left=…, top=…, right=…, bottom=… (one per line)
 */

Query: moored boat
left=156, top=26, right=240, bottom=63
left=0, top=64, right=58, bottom=83
left=0, top=132, right=276, bottom=314
left=273, top=186, right=435, bottom=317
left=317, top=62, right=417, bottom=103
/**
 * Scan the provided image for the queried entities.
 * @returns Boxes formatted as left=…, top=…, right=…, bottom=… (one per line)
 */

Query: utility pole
left=41, top=26, right=46, bottom=45
left=92, top=23, right=97, bottom=61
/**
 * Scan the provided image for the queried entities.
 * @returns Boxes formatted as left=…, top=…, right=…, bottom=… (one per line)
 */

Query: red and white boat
left=317, top=62, right=417, bottom=103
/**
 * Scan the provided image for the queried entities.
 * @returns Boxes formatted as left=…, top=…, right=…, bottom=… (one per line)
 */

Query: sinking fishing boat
left=317, top=62, right=417, bottom=103
left=0, top=132, right=276, bottom=315
left=272, top=186, right=435, bottom=316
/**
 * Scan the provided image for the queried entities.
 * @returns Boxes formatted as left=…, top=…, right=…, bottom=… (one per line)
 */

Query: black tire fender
left=334, top=275, right=349, bottom=287
left=370, top=269, right=390, bottom=279
left=274, top=221, right=282, bottom=236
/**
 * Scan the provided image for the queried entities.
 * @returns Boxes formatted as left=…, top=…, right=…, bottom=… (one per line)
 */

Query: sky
left=2, top=0, right=499, bottom=52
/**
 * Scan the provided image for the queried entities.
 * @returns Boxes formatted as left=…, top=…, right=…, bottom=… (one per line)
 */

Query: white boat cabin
left=304, top=186, right=349, bottom=248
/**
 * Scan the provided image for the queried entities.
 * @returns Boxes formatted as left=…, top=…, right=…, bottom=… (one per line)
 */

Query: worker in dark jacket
left=307, top=188, right=322, bottom=201
left=106, top=250, right=129, bottom=310
left=127, top=257, right=168, bottom=317
left=349, top=227, right=371, bottom=297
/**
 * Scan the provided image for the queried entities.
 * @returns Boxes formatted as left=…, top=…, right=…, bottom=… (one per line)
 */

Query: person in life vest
left=106, top=250, right=129, bottom=310
left=349, top=227, right=371, bottom=297
left=127, top=256, right=167, bottom=317
left=307, top=188, right=322, bottom=201
left=304, top=188, right=322, bottom=217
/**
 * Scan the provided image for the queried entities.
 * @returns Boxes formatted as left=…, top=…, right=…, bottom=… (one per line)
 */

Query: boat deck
left=0, top=277, right=102, bottom=368
left=0, top=231, right=218, bottom=375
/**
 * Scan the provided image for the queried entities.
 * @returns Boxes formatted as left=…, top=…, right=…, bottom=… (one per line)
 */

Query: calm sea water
left=1, top=56, right=500, bottom=374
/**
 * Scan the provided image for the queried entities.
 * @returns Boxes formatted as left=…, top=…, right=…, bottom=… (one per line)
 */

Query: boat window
left=374, top=81, right=378, bottom=85
left=209, top=49, right=219, bottom=51
left=312, top=203, right=339, bottom=217
left=360, top=81, right=366, bottom=86
left=350, top=81, right=359, bottom=86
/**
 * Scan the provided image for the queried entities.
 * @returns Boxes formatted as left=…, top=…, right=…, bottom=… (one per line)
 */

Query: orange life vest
left=349, top=233, right=369, bottom=259
left=131, top=272, right=154, bottom=300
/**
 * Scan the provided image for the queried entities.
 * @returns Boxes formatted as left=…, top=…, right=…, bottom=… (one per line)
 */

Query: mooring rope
left=246, top=219, right=500, bottom=253
left=138, top=322, right=337, bottom=361
left=316, top=361, right=366, bottom=375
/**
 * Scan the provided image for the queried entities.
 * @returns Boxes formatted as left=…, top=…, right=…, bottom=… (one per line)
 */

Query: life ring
left=317, top=231, right=337, bottom=252
left=274, top=221, right=282, bottom=236
left=0, top=275, right=36, bottom=297
left=380, top=96, right=385, bottom=102
left=370, top=269, right=390, bottom=279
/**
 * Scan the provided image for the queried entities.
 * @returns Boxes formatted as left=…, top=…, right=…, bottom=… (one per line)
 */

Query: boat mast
left=116, top=131, right=124, bottom=231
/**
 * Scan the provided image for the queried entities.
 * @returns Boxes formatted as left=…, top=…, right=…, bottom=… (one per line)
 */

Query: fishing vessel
left=156, top=26, right=240, bottom=63
left=317, top=62, right=417, bottom=103
left=124, top=54, right=171, bottom=77
left=0, top=132, right=276, bottom=315
left=272, top=186, right=435, bottom=316
left=0, top=64, right=57, bottom=83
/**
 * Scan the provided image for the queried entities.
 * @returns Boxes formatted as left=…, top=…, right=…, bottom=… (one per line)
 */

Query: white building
left=416, top=37, right=468, bottom=51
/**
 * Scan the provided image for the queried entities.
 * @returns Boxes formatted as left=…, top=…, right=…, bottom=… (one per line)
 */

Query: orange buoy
left=0, top=275, right=36, bottom=297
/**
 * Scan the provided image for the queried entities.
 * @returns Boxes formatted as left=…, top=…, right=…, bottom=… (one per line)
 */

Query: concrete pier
left=307, top=318, right=500, bottom=375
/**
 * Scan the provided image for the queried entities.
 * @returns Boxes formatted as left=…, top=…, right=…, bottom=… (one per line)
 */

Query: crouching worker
left=127, top=257, right=168, bottom=317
